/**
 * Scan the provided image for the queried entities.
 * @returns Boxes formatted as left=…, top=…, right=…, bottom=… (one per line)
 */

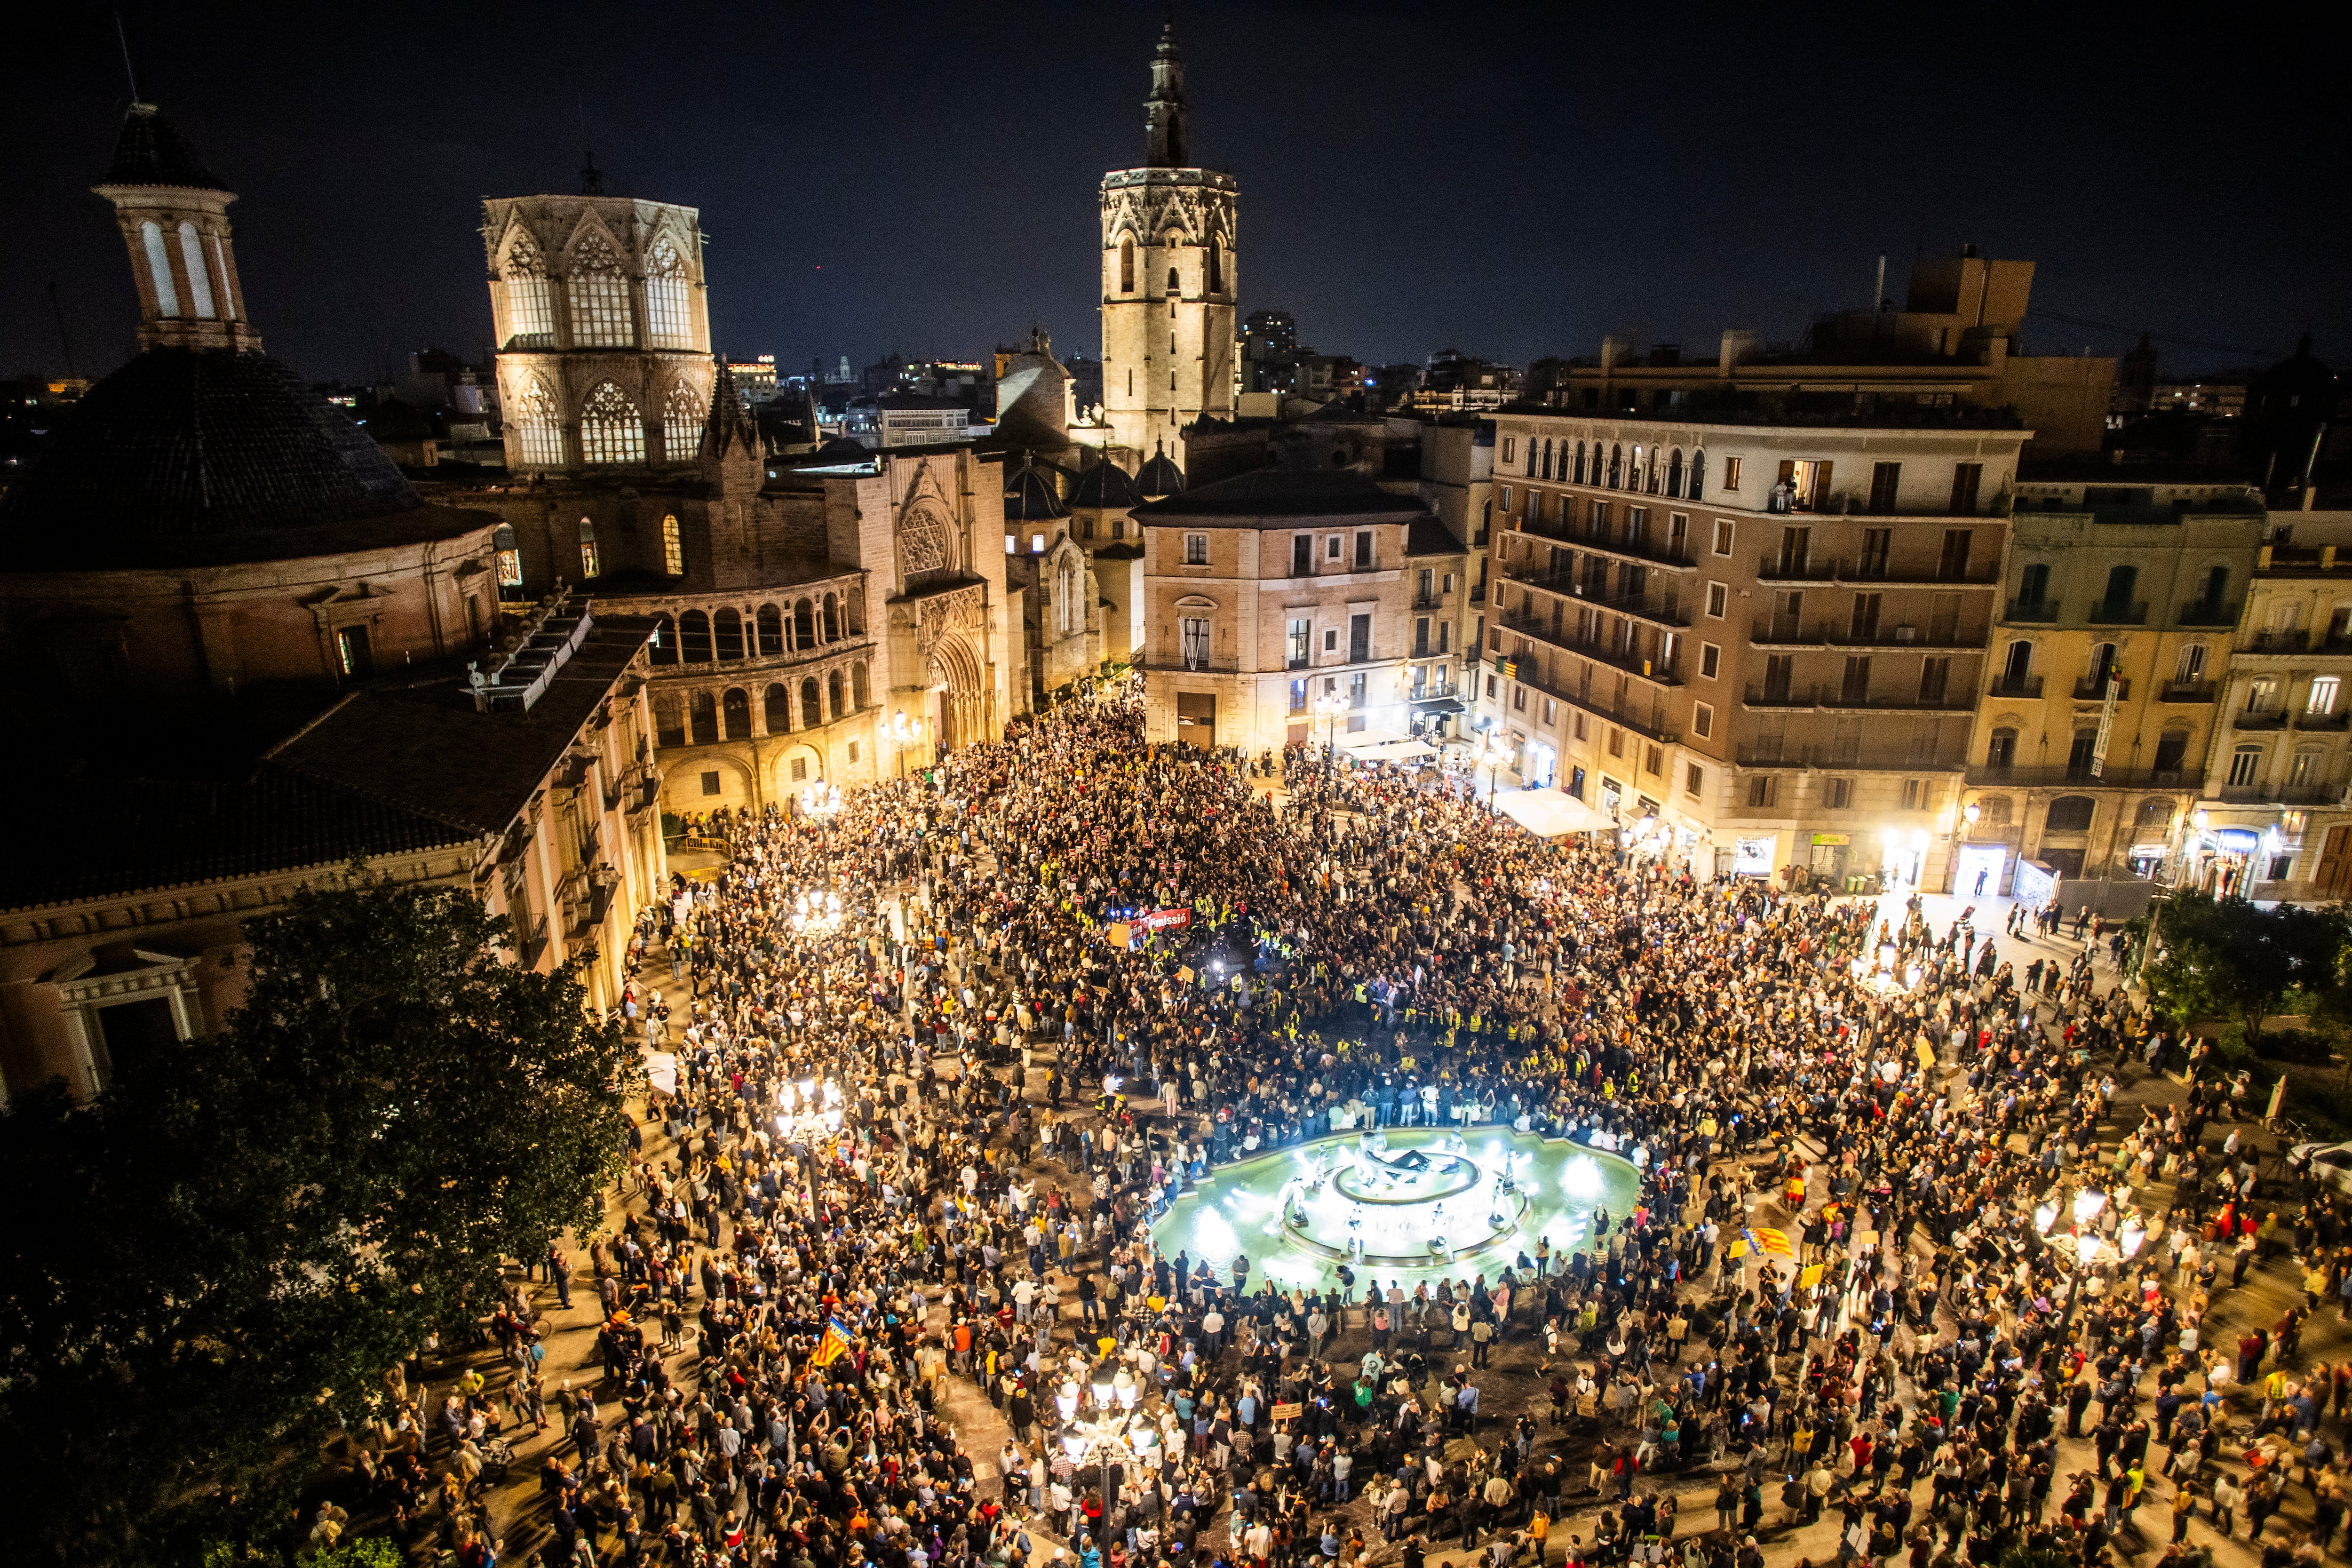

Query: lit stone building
left=1100, top=24, right=1237, bottom=464
left=1957, top=474, right=2264, bottom=897
left=0, top=104, right=664, bottom=1100
left=1135, top=470, right=1456, bottom=751
left=2191, top=510, right=2352, bottom=899
left=1473, top=409, right=2028, bottom=888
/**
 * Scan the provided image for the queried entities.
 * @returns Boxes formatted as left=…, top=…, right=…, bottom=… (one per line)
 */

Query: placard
left=1915, top=1041, right=1937, bottom=1070
left=1798, top=1263, right=1825, bottom=1289
left=1107, top=923, right=1131, bottom=947
left=1271, top=1401, right=1304, bottom=1422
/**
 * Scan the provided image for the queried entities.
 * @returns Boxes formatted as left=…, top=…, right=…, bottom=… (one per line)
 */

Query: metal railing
left=1748, top=617, right=1986, bottom=649
left=1964, top=764, right=2195, bottom=789
left=1987, top=676, right=2045, bottom=698
left=2073, top=676, right=2130, bottom=700
left=2159, top=680, right=2217, bottom=703
left=1735, top=743, right=1967, bottom=771
left=1756, top=554, right=2000, bottom=586
left=2086, top=600, right=2149, bottom=626
left=1497, top=614, right=1685, bottom=684
left=2006, top=598, right=2061, bottom=623
left=1515, top=513, right=1698, bottom=570
left=2175, top=600, right=2243, bottom=628
left=1743, top=682, right=1974, bottom=713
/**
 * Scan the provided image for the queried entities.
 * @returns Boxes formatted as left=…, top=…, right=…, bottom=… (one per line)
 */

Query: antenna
left=114, top=12, right=141, bottom=102
left=580, top=149, right=603, bottom=195
left=48, top=282, right=78, bottom=380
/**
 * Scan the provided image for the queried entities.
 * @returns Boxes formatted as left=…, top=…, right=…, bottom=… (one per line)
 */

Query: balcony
left=2236, top=706, right=2289, bottom=730
left=1986, top=676, right=2045, bottom=699
left=2214, top=781, right=2345, bottom=806
left=1516, top=512, right=1698, bottom=570
left=2071, top=675, right=2130, bottom=701
left=1411, top=593, right=1447, bottom=611
left=1756, top=554, right=2001, bottom=587
left=2297, top=709, right=2352, bottom=732
left=1470, top=584, right=1486, bottom=604
left=1735, top=743, right=1967, bottom=772
left=1742, top=682, right=1975, bottom=714
left=1510, top=662, right=1677, bottom=743
left=1748, top=617, right=1986, bottom=650
left=2241, top=629, right=2311, bottom=654
left=1497, top=613, right=1685, bottom=684
left=1144, top=654, right=1244, bottom=673
left=2086, top=600, right=2149, bottom=626
left=2159, top=680, right=2217, bottom=703
left=2005, top=598, right=2061, bottom=623
left=2175, top=600, right=2243, bottom=629
left=1966, top=764, right=2196, bottom=790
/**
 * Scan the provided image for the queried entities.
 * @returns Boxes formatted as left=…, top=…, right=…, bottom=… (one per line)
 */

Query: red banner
left=1139, top=908, right=1192, bottom=931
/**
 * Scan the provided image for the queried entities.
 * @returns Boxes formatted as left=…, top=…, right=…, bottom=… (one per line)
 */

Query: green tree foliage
left=2142, top=891, right=2352, bottom=1050
left=0, top=868, right=637, bottom=1566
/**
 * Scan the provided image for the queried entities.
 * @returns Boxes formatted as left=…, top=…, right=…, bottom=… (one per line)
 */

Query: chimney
left=1719, top=329, right=1757, bottom=376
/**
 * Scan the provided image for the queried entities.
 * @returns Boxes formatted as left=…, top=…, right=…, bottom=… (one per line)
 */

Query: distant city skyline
left=3, top=1, right=2338, bottom=387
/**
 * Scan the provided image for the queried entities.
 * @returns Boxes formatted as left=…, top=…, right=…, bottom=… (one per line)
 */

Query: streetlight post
left=888, top=709, right=924, bottom=781
left=2033, top=1186, right=2143, bottom=1370
left=1056, top=1360, right=1151, bottom=1544
left=1477, top=730, right=1513, bottom=816
left=1311, top=690, right=1347, bottom=781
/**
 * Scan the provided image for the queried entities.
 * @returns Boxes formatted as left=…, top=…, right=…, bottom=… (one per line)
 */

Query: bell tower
left=94, top=102, right=262, bottom=355
left=1100, top=23, right=1235, bottom=465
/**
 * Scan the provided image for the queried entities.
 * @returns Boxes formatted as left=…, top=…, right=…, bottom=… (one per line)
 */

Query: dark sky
left=5, top=2, right=2342, bottom=389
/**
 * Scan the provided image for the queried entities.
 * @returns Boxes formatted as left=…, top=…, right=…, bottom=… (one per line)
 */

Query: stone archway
left=926, top=632, right=985, bottom=754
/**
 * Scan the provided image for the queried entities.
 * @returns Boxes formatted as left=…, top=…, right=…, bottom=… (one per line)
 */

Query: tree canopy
left=0, top=868, right=637, bottom=1565
left=2141, top=890, right=2352, bottom=1047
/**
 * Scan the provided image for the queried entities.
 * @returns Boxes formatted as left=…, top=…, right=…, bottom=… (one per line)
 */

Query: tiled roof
left=101, top=102, right=224, bottom=190
left=0, top=348, right=489, bottom=568
left=1136, top=445, right=1186, bottom=498
left=1071, top=461, right=1142, bottom=509
left=1003, top=462, right=1070, bottom=521
left=0, top=771, right=471, bottom=911
left=1133, top=467, right=1429, bottom=524
left=1406, top=518, right=1466, bottom=557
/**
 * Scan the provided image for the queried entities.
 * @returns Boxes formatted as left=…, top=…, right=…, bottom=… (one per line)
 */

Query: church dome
left=1003, top=459, right=1071, bottom=522
left=993, top=328, right=1071, bottom=446
left=1071, top=460, right=1143, bottom=509
left=0, top=348, right=483, bottom=570
left=1136, top=441, right=1187, bottom=499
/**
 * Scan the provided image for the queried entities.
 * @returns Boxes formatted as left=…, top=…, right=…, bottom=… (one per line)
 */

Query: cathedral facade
left=1100, top=24, right=1237, bottom=463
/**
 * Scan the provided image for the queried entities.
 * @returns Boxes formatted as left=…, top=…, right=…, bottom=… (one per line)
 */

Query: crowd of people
left=347, top=686, right=2352, bottom=1568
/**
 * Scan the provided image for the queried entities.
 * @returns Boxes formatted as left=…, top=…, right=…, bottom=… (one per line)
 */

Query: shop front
left=1879, top=827, right=1931, bottom=890
left=1953, top=841, right=2009, bottom=900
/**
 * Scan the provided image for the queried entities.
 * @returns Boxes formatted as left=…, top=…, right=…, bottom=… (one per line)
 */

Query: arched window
left=493, top=524, right=522, bottom=588
left=579, top=381, right=644, bottom=465
left=577, top=517, right=600, bottom=579
left=644, top=235, right=691, bottom=347
left=756, top=604, right=784, bottom=655
left=649, top=612, right=677, bottom=665
left=765, top=683, right=792, bottom=732
left=722, top=688, right=751, bottom=740
left=661, top=382, right=703, bottom=464
left=689, top=691, right=719, bottom=744
left=1207, top=237, right=1223, bottom=295
left=1119, top=237, right=1135, bottom=294
left=822, top=594, right=841, bottom=642
left=1666, top=449, right=1685, bottom=498
left=501, top=231, right=553, bottom=347
left=1688, top=448, right=1706, bottom=501
left=565, top=231, right=633, bottom=347
left=1166, top=265, right=1180, bottom=292
left=1647, top=448, right=1663, bottom=493
left=2045, top=796, right=2096, bottom=833
left=514, top=376, right=563, bottom=467
left=794, top=599, right=816, bottom=649
left=1056, top=557, right=1079, bottom=635
left=852, top=662, right=870, bottom=710
left=1573, top=441, right=1586, bottom=485
left=801, top=677, right=822, bottom=729
left=177, top=222, right=217, bottom=318
left=208, top=233, right=238, bottom=320
left=827, top=670, right=844, bottom=718
left=714, top=607, right=744, bottom=661
left=140, top=221, right=180, bottom=317
left=679, top=609, right=713, bottom=663
left=661, top=514, right=684, bottom=576
left=1607, top=444, right=1623, bottom=488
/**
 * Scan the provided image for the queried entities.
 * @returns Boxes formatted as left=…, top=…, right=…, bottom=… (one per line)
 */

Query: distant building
left=726, top=355, right=781, bottom=405
left=874, top=392, right=977, bottom=448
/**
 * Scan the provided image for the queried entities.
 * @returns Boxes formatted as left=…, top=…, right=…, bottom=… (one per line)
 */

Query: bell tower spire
left=94, top=101, right=261, bottom=354
left=1144, top=22, right=1188, bottom=169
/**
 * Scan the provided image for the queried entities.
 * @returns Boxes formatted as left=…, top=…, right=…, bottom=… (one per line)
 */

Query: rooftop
left=1134, top=467, right=1430, bottom=525
left=1498, top=393, right=2029, bottom=434
left=100, top=101, right=224, bottom=190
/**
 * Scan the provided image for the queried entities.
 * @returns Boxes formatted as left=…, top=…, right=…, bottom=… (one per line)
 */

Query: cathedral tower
left=95, top=102, right=262, bottom=354
left=1100, top=23, right=1236, bottom=464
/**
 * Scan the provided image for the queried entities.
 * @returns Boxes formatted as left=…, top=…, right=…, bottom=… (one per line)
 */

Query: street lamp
left=1056, top=1360, right=1146, bottom=1541
left=1477, top=730, right=1514, bottom=816
left=2033, top=1185, right=2143, bottom=1367
left=800, top=781, right=842, bottom=820
left=1311, top=689, right=1348, bottom=779
left=888, top=710, right=924, bottom=780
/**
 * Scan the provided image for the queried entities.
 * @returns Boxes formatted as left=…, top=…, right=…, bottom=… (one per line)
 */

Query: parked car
left=2288, top=1139, right=2352, bottom=1194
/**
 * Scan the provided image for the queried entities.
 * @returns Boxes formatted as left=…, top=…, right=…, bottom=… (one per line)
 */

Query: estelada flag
left=1745, top=1227, right=1796, bottom=1260
left=810, top=1316, right=853, bottom=1367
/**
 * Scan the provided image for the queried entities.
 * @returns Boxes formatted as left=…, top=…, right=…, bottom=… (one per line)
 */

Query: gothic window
left=566, top=231, right=633, bottom=348
left=1608, top=444, right=1623, bottom=488
left=661, top=514, right=684, bottom=575
left=1120, top=237, right=1135, bottom=293
left=1689, top=448, right=1707, bottom=501
left=1540, top=439, right=1552, bottom=479
left=493, top=523, right=523, bottom=588
left=644, top=235, right=691, bottom=347
left=577, top=517, right=600, bottom=579
left=515, top=377, right=563, bottom=467
left=1666, top=449, right=1685, bottom=498
left=660, top=382, right=703, bottom=464
left=1207, top=238, right=1223, bottom=295
left=1573, top=441, right=1586, bottom=485
left=140, top=222, right=179, bottom=317
left=1055, top=557, right=1078, bottom=635
left=898, top=507, right=953, bottom=582
left=177, top=223, right=217, bottom=318
left=579, top=381, right=644, bottom=465
left=502, top=232, right=554, bottom=348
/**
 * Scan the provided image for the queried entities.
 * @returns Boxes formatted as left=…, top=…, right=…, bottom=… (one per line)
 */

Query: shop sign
left=1811, top=833, right=1851, bottom=846
left=2212, top=828, right=2262, bottom=853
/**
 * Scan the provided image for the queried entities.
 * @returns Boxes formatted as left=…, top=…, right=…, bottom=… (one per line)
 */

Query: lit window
left=514, top=377, right=563, bottom=467
left=579, top=382, right=644, bottom=465
left=578, top=517, right=601, bottom=579
left=566, top=231, right=634, bottom=348
left=1005, top=534, right=1017, bottom=554
left=494, top=524, right=523, bottom=588
left=177, top=223, right=217, bottom=318
left=140, top=222, right=179, bottom=317
left=644, top=236, right=691, bottom=347
left=662, top=514, right=684, bottom=576
left=502, top=232, right=554, bottom=347
left=662, top=382, right=703, bottom=463
left=2310, top=676, right=2341, bottom=715
left=1032, top=533, right=1046, bottom=553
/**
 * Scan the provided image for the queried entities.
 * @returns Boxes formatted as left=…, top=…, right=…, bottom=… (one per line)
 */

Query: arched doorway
left=925, top=633, right=985, bottom=756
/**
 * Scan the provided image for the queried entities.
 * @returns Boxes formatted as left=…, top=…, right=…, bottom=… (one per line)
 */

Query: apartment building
left=1474, top=410, right=2027, bottom=887
left=1135, top=469, right=1461, bottom=751
left=2191, top=510, right=2352, bottom=900
left=1958, top=476, right=2264, bottom=895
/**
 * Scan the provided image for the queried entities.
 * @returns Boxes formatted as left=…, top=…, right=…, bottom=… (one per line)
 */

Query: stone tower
left=94, top=102, right=263, bottom=355
left=1099, top=23, right=1236, bottom=465
left=481, top=188, right=715, bottom=473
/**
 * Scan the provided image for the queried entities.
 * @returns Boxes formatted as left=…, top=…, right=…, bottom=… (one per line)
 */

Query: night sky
left=5, top=2, right=2342, bottom=389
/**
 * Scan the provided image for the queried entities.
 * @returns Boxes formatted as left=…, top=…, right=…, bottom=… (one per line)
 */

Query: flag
left=1745, top=1226, right=1795, bottom=1260
left=810, top=1316, right=852, bottom=1367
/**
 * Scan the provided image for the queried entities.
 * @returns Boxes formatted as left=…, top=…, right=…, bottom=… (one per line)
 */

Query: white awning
left=1335, top=731, right=1438, bottom=762
left=1493, top=787, right=1614, bottom=837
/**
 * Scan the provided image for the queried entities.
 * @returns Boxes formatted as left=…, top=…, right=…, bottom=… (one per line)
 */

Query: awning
left=1493, top=787, right=1614, bottom=837
left=1335, top=731, right=1439, bottom=763
left=1409, top=696, right=1466, bottom=713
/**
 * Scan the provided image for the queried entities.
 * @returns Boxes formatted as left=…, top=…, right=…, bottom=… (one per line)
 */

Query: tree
left=2141, top=891, right=2352, bottom=1053
left=0, top=867, right=638, bottom=1566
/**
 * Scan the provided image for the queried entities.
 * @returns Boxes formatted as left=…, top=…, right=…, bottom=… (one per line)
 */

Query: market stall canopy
left=1493, top=787, right=1613, bottom=837
left=1335, top=732, right=1438, bottom=763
